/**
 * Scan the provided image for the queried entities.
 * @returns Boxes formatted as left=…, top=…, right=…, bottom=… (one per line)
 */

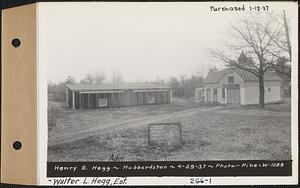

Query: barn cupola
left=238, top=51, right=254, bottom=67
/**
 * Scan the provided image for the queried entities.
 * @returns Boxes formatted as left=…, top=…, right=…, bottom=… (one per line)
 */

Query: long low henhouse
left=66, top=83, right=172, bottom=109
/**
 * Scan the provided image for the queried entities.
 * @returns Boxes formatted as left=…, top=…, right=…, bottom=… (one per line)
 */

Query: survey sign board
left=148, top=123, right=182, bottom=147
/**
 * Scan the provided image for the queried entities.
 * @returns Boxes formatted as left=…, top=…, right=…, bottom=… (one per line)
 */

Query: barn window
left=228, top=76, right=234, bottom=84
left=268, top=87, right=271, bottom=92
left=222, top=88, right=225, bottom=99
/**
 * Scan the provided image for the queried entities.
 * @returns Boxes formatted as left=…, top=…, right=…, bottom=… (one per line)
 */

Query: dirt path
left=48, top=106, right=226, bottom=146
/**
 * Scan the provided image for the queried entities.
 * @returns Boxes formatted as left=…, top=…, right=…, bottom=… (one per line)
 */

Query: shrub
left=48, top=105, right=63, bottom=131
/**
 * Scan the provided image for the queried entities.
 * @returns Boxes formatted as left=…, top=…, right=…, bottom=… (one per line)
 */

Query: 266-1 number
left=190, top=178, right=211, bottom=184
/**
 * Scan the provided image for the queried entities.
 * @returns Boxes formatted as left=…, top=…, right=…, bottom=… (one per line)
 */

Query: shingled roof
left=66, top=83, right=170, bottom=91
left=204, top=68, right=282, bottom=84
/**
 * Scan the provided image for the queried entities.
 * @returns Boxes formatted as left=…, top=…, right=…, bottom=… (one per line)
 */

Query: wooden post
left=72, top=91, right=75, bottom=110
left=66, top=88, right=68, bottom=108
left=107, top=93, right=111, bottom=107
left=79, top=93, right=81, bottom=109
left=87, top=93, right=90, bottom=109
left=169, top=90, right=172, bottom=103
left=96, top=93, right=98, bottom=108
left=225, top=88, right=227, bottom=105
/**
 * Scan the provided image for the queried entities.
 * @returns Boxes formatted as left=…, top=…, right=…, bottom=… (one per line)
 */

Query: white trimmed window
left=228, top=76, right=234, bottom=84
left=147, top=93, right=155, bottom=104
left=222, top=88, right=225, bottom=99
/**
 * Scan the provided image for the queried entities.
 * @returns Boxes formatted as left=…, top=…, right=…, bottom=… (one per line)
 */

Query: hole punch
left=11, top=38, right=21, bottom=48
left=13, top=141, right=22, bottom=150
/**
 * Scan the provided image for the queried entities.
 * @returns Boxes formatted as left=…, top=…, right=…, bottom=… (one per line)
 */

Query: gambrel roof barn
left=195, top=68, right=282, bottom=105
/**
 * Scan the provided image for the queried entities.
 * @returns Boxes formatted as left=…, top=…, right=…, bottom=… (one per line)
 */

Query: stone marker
left=148, top=122, right=182, bottom=147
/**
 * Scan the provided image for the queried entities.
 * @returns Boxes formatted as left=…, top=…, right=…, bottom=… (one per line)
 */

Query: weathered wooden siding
left=67, top=88, right=73, bottom=108
left=74, top=92, right=80, bottom=109
left=71, top=89, right=171, bottom=109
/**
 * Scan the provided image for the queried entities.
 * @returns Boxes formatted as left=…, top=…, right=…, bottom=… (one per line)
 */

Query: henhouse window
left=222, top=88, right=225, bottom=99
left=147, top=93, right=155, bottom=104
left=228, top=76, right=234, bottom=84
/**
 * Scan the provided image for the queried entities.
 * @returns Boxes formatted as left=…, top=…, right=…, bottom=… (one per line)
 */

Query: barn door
left=213, top=89, right=218, bottom=102
left=227, top=88, right=240, bottom=104
left=206, top=89, right=211, bottom=102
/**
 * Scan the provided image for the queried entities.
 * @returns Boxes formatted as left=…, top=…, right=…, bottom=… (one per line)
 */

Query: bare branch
left=209, top=50, right=259, bottom=77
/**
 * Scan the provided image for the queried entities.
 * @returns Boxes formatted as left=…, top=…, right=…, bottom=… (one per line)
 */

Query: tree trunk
left=258, top=71, right=265, bottom=108
left=283, top=10, right=291, bottom=61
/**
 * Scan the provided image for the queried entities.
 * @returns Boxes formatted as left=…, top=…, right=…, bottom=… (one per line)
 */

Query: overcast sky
left=38, top=2, right=293, bottom=84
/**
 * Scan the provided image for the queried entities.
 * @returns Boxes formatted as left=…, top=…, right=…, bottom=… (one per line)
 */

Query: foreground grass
left=48, top=101, right=291, bottom=161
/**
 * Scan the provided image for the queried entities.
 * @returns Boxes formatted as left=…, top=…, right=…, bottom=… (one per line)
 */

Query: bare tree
left=111, top=71, right=123, bottom=84
left=283, top=10, right=291, bottom=61
left=48, top=82, right=67, bottom=102
left=268, top=10, right=291, bottom=80
left=93, top=71, right=106, bottom=84
left=153, top=77, right=166, bottom=85
left=80, top=73, right=94, bottom=84
left=208, top=66, right=218, bottom=74
left=167, top=77, right=180, bottom=88
left=167, top=77, right=181, bottom=97
left=191, top=65, right=206, bottom=79
left=210, top=12, right=287, bottom=108
left=269, top=10, right=291, bottom=62
left=65, top=75, right=75, bottom=84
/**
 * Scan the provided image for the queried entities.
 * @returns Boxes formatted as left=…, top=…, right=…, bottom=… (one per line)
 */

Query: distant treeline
left=48, top=82, right=67, bottom=102
left=48, top=74, right=205, bottom=102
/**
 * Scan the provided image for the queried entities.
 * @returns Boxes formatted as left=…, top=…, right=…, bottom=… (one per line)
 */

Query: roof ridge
left=66, top=82, right=171, bottom=91
left=204, top=68, right=282, bottom=83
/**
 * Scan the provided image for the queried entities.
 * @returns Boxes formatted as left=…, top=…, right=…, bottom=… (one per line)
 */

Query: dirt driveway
left=48, top=98, right=291, bottom=161
left=48, top=98, right=223, bottom=146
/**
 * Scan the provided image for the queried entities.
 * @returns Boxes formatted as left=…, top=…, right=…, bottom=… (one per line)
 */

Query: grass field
left=48, top=98, right=291, bottom=161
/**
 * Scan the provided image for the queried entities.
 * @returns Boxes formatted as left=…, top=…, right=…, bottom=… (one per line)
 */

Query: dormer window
left=228, top=76, right=234, bottom=84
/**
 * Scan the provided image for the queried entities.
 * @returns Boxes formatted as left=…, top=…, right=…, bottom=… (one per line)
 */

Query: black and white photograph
left=46, top=3, right=293, bottom=161
left=1, top=0, right=298, bottom=186
left=38, top=2, right=298, bottom=184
